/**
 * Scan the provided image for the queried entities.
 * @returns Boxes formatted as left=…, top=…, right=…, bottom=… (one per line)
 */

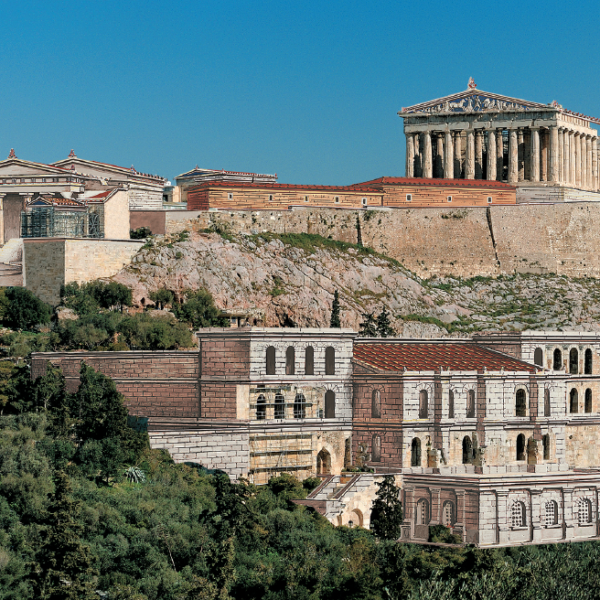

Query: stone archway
left=317, top=449, right=332, bottom=475
left=348, top=509, right=363, bottom=527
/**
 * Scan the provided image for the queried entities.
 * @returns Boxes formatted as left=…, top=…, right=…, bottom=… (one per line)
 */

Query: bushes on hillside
left=0, top=287, right=52, bottom=331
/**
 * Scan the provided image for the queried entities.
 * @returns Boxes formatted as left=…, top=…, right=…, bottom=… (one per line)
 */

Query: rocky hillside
left=113, top=229, right=600, bottom=337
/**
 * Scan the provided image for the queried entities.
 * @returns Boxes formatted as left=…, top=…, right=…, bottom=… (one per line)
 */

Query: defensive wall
left=139, top=201, right=600, bottom=279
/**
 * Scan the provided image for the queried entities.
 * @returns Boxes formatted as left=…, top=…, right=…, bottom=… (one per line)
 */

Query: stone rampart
left=162, top=202, right=600, bottom=279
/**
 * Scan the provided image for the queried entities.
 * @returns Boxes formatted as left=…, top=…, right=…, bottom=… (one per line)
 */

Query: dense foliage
left=330, top=290, right=341, bottom=328
left=0, top=287, right=52, bottom=331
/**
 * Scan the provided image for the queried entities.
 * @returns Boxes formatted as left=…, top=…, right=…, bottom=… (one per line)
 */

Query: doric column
left=487, top=129, right=497, bottom=181
left=559, top=128, right=565, bottom=184
left=406, top=134, right=415, bottom=178
left=586, top=135, right=593, bottom=190
left=414, top=134, right=422, bottom=177
left=581, top=134, right=587, bottom=189
left=435, top=133, right=444, bottom=178
left=530, top=127, right=540, bottom=182
left=423, top=130, right=433, bottom=179
left=570, top=131, right=576, bottom=185
left=444, top=130, right=454, bottom=179
left=593, top=137, right=598, bottom=191
left=0, top=194, right=5, bottom=246
left=518, top=129, right=525, bottom=181
left=475, top=130, right=483, bottom=179
left=524, top=129, right=531, bottom=180
left=496, top=130, right=504, bottom=181
left=466, top=130, right=475, bottom=179
left=508, top=128, right=518, bottom=183
left=453, top=131, right=462, bottom=178
left=541, top=130, right=548, bottom=181
left=550, top=126, right=559, bottom=183
left=564, top=130, right=571, bottom=185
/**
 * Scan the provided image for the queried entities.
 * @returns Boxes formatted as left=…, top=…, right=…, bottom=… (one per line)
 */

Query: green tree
left=3, top=287, right=51, bottom=330
left=130, top=226, right=152, bottom=239
left=376, top=307, right=395, bottom=338
left=358, top=312, right=377, bottom=337
left=149, top=288, right=174, bottom=310
left=33, top=471, right=98, bottom=600
left=370, top=475, right=403, bottom=540
left=330, top=290, right=341, bottom=328
left=172, top=289, right=229, bottom=329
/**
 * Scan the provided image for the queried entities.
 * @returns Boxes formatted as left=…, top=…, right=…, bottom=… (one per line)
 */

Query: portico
left=400, top=79, right=600, bottom=193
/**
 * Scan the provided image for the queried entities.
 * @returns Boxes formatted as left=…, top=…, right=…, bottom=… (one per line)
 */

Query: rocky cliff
left=112, top=229, right=600, bottom=337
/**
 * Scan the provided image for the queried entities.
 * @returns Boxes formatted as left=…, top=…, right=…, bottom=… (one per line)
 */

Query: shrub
left=130, top=226, right=152, bottom=239
left=2, top=287, right=52, bottom=330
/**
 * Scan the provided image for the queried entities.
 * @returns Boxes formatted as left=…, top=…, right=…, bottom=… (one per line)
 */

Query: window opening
left=416, top=499, right=429, bottom=525
left=467, top=389, right=475, bottom=418
left=286, top=346, right=295, bottom=375
left=372, top=434, right=381, bottom=462
left=361, top=197, right=367, bottom=205
left=406, top=194, right=412, bottom=202
left=293, top=393, right=306, bottom=419
left=570, top=388, right=578, bottom=413
left=325, top=346, right=336, bottom=375
left=578, top=499, right=592, bottom=525
left=462, top=436, right=473, bottom=464
left=585, top=349, right=593, bottom=374
left=553, top=349, right=562, bottom=370
left=570, top=348, right=579, bottom=374
left=448, top=389, right=455, bottom=419
left=411, top=437, right=421, bottom=467
left=543, top=434, right=550, bottom=460
left=515, top=389, right=527, bottom=417
left=256, top=394, right=266, bottom=420
left=511, top=501, right=526, bottom=527
left=585, top=388, right=592, bottom=413
left=544, top=388, right=551, bottom=417
left=487, top=196, right=492, bottom=203
left=534, top=348, right=543, bottom=367
left=516, top=433, right=526, bottom=461
left=442, top=501, right=454, bottom=527
left=274, top=393, right=285, bottom=419
left=305, top=346, right=314, bottom=375
left=324, top=390, right=335, bottom=418
left=266, top=346, right=276, bottom=375
left=372, top=389, right=381, bottom=418
left=447, top=195, right=452, bottom=202
left=545, top=501, right=558, bottom=526
left=419, top=390, right=428, bottom=419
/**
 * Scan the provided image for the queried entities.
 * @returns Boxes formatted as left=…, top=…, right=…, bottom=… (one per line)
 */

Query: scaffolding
left=21, top=207, right=103, bottom=239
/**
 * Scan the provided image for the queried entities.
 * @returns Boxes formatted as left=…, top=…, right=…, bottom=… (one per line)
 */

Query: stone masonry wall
left=164, top=202, right=600, bottom=279
left=148, top=430, right=250, bottom=480
left=31, top=351, right=200, bottom=418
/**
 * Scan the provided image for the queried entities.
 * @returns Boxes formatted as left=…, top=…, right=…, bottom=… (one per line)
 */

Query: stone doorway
left=317, top=449, right=332, bottom=475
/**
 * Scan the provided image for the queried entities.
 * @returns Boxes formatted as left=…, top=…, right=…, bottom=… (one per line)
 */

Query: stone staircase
left=0, top=239, right=23, bottom=265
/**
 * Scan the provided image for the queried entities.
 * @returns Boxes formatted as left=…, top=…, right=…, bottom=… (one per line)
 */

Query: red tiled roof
left=352, top=177, right=515, bottom=189
left=88, top=190, right=113, bottom=198
left=34, top=196, right=84, bottom=207
left=353, top=342, right=535, bottom=372
left=188, top=181, right=381, bottom=193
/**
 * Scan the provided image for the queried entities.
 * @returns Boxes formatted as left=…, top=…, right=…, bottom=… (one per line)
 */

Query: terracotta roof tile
left=353, top=342, right=535, bottom=372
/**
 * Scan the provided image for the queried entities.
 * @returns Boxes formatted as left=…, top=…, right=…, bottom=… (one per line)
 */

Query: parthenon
left=399, top=78, right=600, bottom=192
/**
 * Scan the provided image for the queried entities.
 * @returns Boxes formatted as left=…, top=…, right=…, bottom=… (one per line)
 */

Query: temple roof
left=353, top=341, right=536, bottom=373
left=399, top=79, right=600, bottom=125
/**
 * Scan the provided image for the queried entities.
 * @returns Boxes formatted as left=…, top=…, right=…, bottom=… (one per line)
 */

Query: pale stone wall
left=128, top=185, right=163, bottom=210
left=149, top=430, right=250, bottom=480
left=164, top=202, right=600, bottom=279
left=103, top=190, right=130, bottom=239
left=24, top=239, right=143, bottom=304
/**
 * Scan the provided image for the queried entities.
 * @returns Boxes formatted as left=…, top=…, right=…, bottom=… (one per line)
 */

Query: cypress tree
left=330, top=290, right=341, bottom=328
left=358, top=313, right=377, bottom=337
left=370, top=475, right=403, bottom=540
left=34, top=471, right=98, bottom=599
left=376, top=307, right=395, bottom=338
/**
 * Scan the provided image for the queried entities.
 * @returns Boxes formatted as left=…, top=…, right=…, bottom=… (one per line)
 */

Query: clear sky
left=1, top=0, right=599, bottom=185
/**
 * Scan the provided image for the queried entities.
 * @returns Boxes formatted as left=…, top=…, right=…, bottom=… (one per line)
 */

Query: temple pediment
left=400, top=84, right=553, bottom=116
left=0, top=158, right=70, bottom=176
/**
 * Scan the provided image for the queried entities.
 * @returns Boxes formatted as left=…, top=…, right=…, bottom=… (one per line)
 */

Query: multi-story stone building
left=399, top=78, right=600, bottom=203
left=31, top=327, right=600, bottom=547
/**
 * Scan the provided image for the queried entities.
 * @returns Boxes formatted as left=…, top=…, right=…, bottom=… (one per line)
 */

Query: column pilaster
left=406, top=134, right=415, bottom=178
left=530, top=128, right=540, bottom=182
left=444, top=131, right=453, bottom=179
left=423, top=131, right=433, bottom=179
left=496, top=130, right=504, bottom=181
left=550, top=126, right=559, bottom=183
left=466, top=130, right=475, bottom=179
left=508, top=128, right=518, bottom=183
left=475, top=130, right=483, bottom=179
left=453, top=132, right=462, bottom=179
left=487, top=129, right=497, bottom=181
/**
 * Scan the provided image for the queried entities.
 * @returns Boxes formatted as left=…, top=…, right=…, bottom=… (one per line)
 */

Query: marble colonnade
left=405, top=127, right=600, bottom=190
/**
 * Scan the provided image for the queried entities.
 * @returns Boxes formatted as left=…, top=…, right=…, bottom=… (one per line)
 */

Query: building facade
left=399, top=79, right=600, bottom=197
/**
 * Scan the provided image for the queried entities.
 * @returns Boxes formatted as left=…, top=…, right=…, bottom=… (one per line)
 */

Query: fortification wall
left=163, top=202, right=600, bottom=279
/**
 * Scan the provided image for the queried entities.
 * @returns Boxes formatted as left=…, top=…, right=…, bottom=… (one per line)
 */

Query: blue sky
left=1, top=0, right=599, bottom=184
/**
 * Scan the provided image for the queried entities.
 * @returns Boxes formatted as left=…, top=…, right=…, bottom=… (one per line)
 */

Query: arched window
left=578, top=498, right=592, bottom=525
left=286, top=346, right=295, bottom=375
left=515, top=389, right=527, bottom=417
left=516, top=434, right=526, bottom=461
left=324, top=390, right=335, bottom=418
left=448, top=389, right=455, bottom=419
left=467, top=389, right=475, bottom=418
left=305, top=346, right=314, bottom=375
left=372, top=434, right=381, bottom=462
left=372, top=389, right=381, bottom=418
left=325, top=346, right=336, bottom=375
left=266, top=346, right=276, bottom=375
left=544, top=388, right=551, bottom=417
left=274, top=393, right=285, bottom=419
left=442, top=501, right=454, bottom=527
left=462, top=436, right=473, bottom=465
left=294, top=393, right=306, bottom=419
left=415, top=499, right=429, bottom=525
left=585, top=349, right=593, bottom=375
left=544, top=501, right=558, bottom=526
left=553, top=348, right=562, bottom=371
left=570, top=348, right=579, bottom=375
left=570, top=388, right=578, bottom=414
left=317, top=449, right=331, bottom=475
left=256, top=394, right=266, bottom=420
left=419, top=390, right=428, bottom=419
left=411, top=437, right=421, bottom=467
left=534, top=348, right=544, bottom=367
left=585, top=389, right=592, bottom=413
left=511, top=501, right=526, bottom=527
left=543, top=434, right=550, bottom=460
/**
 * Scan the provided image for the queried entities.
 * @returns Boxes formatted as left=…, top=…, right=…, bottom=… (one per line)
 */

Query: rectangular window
left=304, top=195, right=309, bottom=202
left=487, top=196, right=492, bottom=203
left=447, top=196, right=452, bottom=202
left=406, top=194, right=412, bottom=202
left=228, top=193, right=233, bottom=200
left=362, top=197, right=367, bottom=205
left=269, top=194, right=273, bottom=201
left=334, top=196, right=339, bottom=203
